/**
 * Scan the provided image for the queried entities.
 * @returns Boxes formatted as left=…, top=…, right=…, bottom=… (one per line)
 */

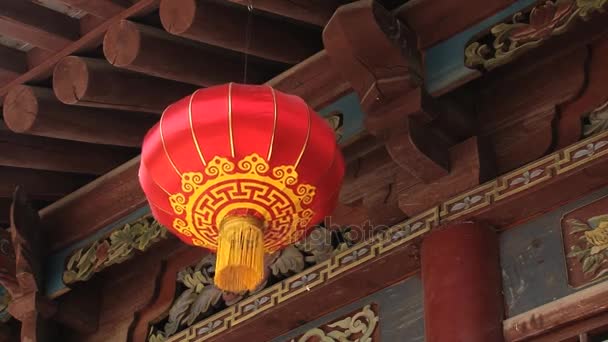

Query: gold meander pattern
left=168, top=153, right=317, bottom=252
left=165, top=129, right=608, bottom=342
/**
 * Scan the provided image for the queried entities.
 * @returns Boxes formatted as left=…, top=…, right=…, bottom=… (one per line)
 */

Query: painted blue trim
left=319, top=92, right=365, bottom=145
left=44, top=206, right=151, bottom=297
left=424, top=0, right=537, bottom=95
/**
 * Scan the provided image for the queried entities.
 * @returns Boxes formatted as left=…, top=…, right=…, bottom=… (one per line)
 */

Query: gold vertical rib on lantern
left=214, top=215, right=266, bottom=293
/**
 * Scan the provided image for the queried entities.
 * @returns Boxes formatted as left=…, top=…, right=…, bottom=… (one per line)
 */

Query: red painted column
left=421, top=222, right=504, bottom=342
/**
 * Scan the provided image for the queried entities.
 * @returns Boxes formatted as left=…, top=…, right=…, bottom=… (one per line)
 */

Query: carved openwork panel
left=147, top=226, right=357, bottom=342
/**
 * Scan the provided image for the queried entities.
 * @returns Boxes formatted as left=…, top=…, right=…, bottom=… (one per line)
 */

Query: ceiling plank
left=0, top=0, right=80, bottom=51
left=0, top=45, right=27, bottom=84
left=224, top=0, right=345, bottom=26
left=0, top=166, right=93, bottom=200
left=3, top=85, right=157, bottom=147
left=0, top=123, right=136, bottom=175
left=103, top=20, right=276, bottom=86
left=0, top=0, right=159, bottom=99
left=52, top=56, right=197, bottom=114
left=159, top=0, right=321, bottom=64
left=266, top=50, right=350, bottom=109
left=56, top=0, right=129, bottom=19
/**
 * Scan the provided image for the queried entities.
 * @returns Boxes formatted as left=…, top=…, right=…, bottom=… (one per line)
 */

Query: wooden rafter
left=3, top=85, right=158, bottom=146
left=103, top=20, right=276, bottom=86
left=159, top=0, right=321, bottom=64
left=224, top=0, right=347, bottom=26
left=0, top=0, right=80, bottom=51
left=56, top=0, right=130, bottom=19
left=52, top=56, right=197, bottom=114
left=0, top=123, right=135, bottom=175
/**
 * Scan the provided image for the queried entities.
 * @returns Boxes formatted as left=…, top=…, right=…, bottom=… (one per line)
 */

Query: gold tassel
left=214, top=215, right=265, bottom=293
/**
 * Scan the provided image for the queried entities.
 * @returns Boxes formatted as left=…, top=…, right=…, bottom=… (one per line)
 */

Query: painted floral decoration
left=566, top=215, right=608, bottom=280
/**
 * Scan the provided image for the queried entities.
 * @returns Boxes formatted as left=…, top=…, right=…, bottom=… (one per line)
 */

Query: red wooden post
left=421, top=222, right=504, bottom=342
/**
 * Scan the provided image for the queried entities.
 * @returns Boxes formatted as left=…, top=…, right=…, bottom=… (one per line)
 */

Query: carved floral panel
left=563, top=195, right=608, bottom=288
left=465, top=0, right=608, bottom=71
left=289, top=304, right=379, bottom=342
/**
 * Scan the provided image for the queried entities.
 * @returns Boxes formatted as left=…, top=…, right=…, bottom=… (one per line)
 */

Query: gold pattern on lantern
left=168, top=153, right=317, bottom=252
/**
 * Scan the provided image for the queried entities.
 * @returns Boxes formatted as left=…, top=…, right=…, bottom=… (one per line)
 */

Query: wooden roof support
left=266, top=50, right=350, bottom=109
left=0, top=123, right=135, bottom=175
left=3, top=85, right=157, bottom=147
left=0, top=0, right=79, bottom=51
left=103, top=20, right=274, bottom=86
left=0, top=45, right=27, bottom=84
left=53, top=56, right=197, bottom=114
left=0, top=166, right=92, bottom=200
left=224, top=0, right=346, bottom=27
left=56, top=0, right=129, bottom=19
left=0, top=0, right=159, bottom=98
left=159, top=0, right=321, bottom=64
left=324, top=0, right=454, bottom=183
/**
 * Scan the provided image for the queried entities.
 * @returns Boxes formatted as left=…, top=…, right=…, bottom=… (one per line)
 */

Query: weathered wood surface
left=40, top=156, right=144, bottom=252
left=104, top=20, right=276, bottom=86
left=205, top=242, right=420, bottom=342
left=130, top=246, right=207, bottom=342
left=398, top=137, right=494, bottom=216
left=0, top=0, right=159, bottom=97
left=0, top=123, right=135, bottom=175
left=160, top=0, right=321, bottom=64
left=0, top=0, right=80, bottom=51
left=504, top=281, right=608, bottom=341
left=3, top=85, right=157, bottom=146
left=0, top=166, right=92, bottom=200
left=478, top=46, right=588, bottom=174
left=265, top=50, right=350, bottom=109
left=395, top=0, right=518, bottom=49
left=224, top=0, right=346, bottom=26
left=56, top=0, right=130, bottom=19
left=53, top=56, right=197, bottom=114
left=67, top=238, right=195, bottom=342
left=0, top=45, right=26, bottom=84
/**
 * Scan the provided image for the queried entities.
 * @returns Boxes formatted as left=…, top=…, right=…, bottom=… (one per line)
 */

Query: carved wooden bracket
left=0, top=188, right=100, bottom=341
left=323, top=0, right=475, bottom=184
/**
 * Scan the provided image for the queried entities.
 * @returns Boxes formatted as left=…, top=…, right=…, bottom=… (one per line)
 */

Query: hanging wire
left=243, top=0, right=254, bottom=84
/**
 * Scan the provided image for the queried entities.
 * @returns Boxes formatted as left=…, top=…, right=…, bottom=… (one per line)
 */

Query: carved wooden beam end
left=323, top=0, right=422, bottom=110
left=323, top=0, right=482, bottom=188
left=398, top=136, right=496, bottom=217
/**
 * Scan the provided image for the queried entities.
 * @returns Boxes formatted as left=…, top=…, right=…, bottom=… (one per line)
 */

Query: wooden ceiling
left=0, top=0, right=356, bottom=226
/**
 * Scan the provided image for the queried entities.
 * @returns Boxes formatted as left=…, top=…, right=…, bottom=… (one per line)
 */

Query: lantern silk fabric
left=139, top=84, right=344, bottom=254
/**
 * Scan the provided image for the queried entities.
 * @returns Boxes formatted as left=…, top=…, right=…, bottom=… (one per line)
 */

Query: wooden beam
left=224, top=0, right=345, bottom=26
left=266, top=50, right=350, bottom=109
left=0, top=0, right=79, bottom=51
left=159, top=0, right=321, bottom=64
left=56, top=0, right=129, bottom=19
left=3, top=85, right=157, bottom=146
left=103, top=20, right=274, bottom=86
left=395, top=0, right=518, bottom=49
left=0, top=166, right=92, bottom=200
left=53, top=56, right=197, bottom=114
left=39, top=157, right=145, bottom=252
left=0, top=0, right=160, bottom=99
left=0, top=45, right=26, bottom=84
left=0, top=123, right=135, bottom=175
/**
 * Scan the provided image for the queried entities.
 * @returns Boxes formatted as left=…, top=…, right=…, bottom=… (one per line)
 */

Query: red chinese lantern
left=139, top=84, right=344, bottom=293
